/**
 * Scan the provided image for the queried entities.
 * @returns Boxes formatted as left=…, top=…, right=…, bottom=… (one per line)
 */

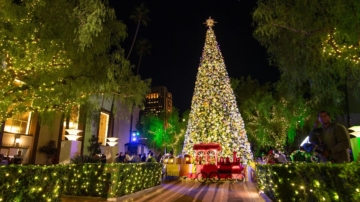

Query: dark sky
left=110, top=0, right=280, bottom=114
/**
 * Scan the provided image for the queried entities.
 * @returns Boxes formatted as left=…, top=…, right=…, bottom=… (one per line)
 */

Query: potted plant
left=39, top=140, right=57, bottom=164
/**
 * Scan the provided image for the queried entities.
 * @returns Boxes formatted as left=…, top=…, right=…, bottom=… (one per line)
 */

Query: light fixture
left=15, top=137, right=20, bottom=143
left=65, top=129, right=82, bottom=141
left=350, top=131, right=360, bottom=137
left=107, top=137, right=118, bottom=142
left=349, top=126, right=360, bottom=132
left=106, top=137, right=118, bottom=146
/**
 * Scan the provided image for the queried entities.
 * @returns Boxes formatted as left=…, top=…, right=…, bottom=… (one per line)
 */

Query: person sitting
left=0, top=154, right=8, bottom=165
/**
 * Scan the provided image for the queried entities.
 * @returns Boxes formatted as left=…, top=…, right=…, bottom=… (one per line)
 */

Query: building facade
left=144, top=86, right=173, bottom=115
left=0, top=96, right=138, bottom=165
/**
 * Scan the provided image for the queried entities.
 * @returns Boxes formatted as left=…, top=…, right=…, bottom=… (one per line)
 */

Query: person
left=101, top=154, right=107, bottom=163
left=13, top=150, right=22, bottom=164
left=147, top=152, right=156, bottom=162
left=141, top=153, right=146, bottom=162
left=273, top=150, right=287, bottom=164
left=0, top=154, right=8, bottom=165
left=125, top=151, right=133, bottom=163
left=114, top=153, right=119, bottom=162
left=309, top=110, right=351, bottom=163
left=118, top=152, right=125, bottom=163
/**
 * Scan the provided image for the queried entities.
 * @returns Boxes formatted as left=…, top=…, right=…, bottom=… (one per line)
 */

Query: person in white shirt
left=125, top=151, right=133, bottom=163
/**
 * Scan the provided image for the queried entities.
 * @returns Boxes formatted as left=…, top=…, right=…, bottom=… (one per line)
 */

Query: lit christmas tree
left=183, top=17, right=253, bottom=163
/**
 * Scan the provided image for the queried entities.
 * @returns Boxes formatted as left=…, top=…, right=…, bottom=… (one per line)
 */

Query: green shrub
left=0, top=163, right=162, bottom=201
left=0, top=165, right=68, bottom=202
left=256, top=162, right=360, bottom=201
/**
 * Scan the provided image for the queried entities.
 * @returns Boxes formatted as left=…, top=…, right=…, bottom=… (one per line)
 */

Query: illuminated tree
left=139, top=107, right=188, bottom=155
left=0, top=0, right=150, bottom=121
left=182, top=18, right=253, bottom=163
left=232, top=77, right=313, bottom=153
left=253, top=0, right=360, bottom=110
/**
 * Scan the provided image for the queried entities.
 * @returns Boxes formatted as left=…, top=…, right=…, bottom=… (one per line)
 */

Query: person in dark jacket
left=118, top=152, right=125, bottom=163
left=309, top=110, right=351, bottom=163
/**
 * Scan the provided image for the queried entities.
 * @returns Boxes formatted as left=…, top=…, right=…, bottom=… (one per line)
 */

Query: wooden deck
left=62, top=180, right=269, bottom=202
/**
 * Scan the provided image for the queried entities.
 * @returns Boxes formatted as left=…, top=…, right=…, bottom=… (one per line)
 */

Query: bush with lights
left=63, top=163, right=162, bottom=198
left=0, top=164, right=68, bottom=202
left=0, top=163, right=162, bottom=201
left=256, top=162, right=360, bottom=201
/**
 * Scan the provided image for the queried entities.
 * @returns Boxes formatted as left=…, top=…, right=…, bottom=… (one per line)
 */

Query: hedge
left=256, top=162, right=360, bottom=202
left=0, top=163, right=162, bottom=202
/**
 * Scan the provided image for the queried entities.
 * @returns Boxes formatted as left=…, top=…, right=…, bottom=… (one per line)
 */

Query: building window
left=4, top=112, right=31, bottom=134
left=98, top=111, right=109, bottom=146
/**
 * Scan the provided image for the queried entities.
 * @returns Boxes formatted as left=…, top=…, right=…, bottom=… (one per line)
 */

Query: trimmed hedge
left=256, top=162, right=360, bottom=202
left=0, top=165, right=68, bottom=202
left=63, top=163, right=162, bottom=198
left=0, top=163, right=162, bottom=201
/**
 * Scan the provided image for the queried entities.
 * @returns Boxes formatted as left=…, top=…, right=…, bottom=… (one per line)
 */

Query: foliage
left=256, top=163, right=360, bottom=201
left=87, top=135, right=102, bottom=156
left=140, top=107, right=188, bottom=155
left=39, top=140, right=57, bottom=156
left=252, top=0, right=360, bottom=112
left=70, top=154, right=101, bottom=164
left=0, top=0, right=150, bottom=122
left=63, top=163, right=162, bottom=198
left=0, top=164, right=68, bottom=202
left=0, top=163, right=162, bottom=201
left=231, top=77, right=313, bottom=152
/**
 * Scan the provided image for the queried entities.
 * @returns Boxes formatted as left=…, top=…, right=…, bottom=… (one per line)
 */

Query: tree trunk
left=127, top=19, right=141, bottom=59
left=137, top=51, right=143, bottom=75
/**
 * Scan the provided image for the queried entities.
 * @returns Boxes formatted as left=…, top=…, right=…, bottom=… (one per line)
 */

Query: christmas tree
left=183, top=17, right=253, bottom=163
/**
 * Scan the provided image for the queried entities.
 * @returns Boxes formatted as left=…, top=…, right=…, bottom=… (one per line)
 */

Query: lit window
left=4, top=112, right=31, bottom=134
left=98, top=111, right=109, bottom=146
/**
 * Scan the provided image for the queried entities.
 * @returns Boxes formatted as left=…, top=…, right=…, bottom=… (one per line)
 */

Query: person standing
left=125, top=151, right=133, bottom=163
left=309, top=110, right=351, bottom=163
left=118, top=152, right=125, bottom=163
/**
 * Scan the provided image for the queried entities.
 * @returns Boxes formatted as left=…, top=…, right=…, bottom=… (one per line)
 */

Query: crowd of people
left=0, top=150, right=22, bottom=165
left=113, top=150, right=162, bottom=163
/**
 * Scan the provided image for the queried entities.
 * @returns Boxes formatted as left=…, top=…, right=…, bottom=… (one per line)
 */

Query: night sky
left=110, top=0, right=280, bottom=114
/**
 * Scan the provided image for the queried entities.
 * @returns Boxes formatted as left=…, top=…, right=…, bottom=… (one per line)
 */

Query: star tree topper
left=204, top=17, right=217, bottom=28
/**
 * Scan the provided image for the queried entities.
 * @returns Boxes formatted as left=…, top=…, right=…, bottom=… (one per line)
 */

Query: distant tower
left=144, top=86, right=172, bottom=115
left=182, top=17, right=253, bottom=163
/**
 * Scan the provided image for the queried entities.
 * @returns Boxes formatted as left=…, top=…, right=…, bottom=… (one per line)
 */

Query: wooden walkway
left=62, top=180, right=269, bottom=202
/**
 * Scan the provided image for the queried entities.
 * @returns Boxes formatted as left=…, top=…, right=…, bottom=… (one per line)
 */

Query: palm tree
left=127, top=3, right=150, bottom=59
left=135, top=38, right=151, bottom=75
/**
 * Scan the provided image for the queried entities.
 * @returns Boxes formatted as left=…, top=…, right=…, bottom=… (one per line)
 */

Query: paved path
left=62, top=180, right=268, bottom=202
